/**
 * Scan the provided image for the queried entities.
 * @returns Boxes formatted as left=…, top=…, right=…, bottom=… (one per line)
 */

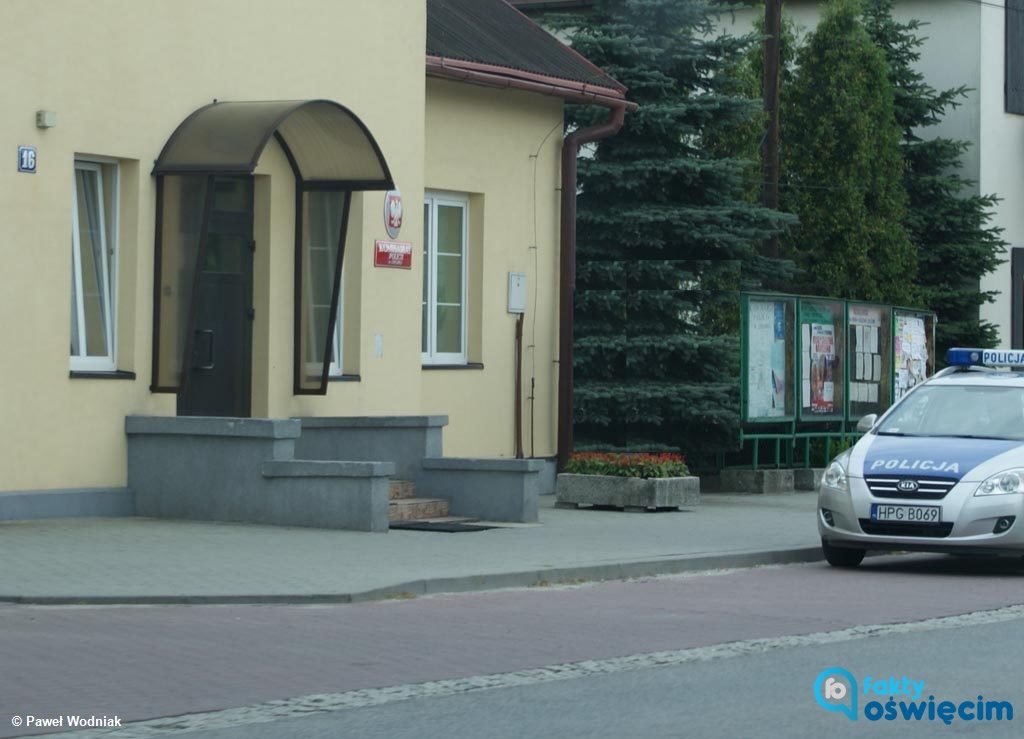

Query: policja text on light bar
left=946, top=347, right=1024, bottom=367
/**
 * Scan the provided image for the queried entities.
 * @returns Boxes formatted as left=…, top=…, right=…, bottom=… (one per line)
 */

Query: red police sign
left=374, top=240, right=413, bottom=269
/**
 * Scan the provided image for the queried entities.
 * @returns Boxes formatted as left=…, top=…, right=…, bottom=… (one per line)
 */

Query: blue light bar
left=947, top=347, right=1024, bottom=367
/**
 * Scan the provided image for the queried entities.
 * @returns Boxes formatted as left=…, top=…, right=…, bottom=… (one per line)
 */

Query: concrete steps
left=123, top=415, right=543, bottom=532
left=296, top=417, right=545, bottom=524
left=388, top=480, right=416, bottom=500
left=388, top=479, right=450, bottom=522
left=389, top=497, right=451, bottom=521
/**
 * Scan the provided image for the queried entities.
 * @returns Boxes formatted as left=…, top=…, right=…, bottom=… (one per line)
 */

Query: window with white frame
left=422, top=193, right=468, bottom=364
left=70, top=159, right=119, bottom=371
left=305, top=190, right=346, bottom=376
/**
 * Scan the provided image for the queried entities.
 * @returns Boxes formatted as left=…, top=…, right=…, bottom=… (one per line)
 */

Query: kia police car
left=819, top=347, right=1024, bottom=567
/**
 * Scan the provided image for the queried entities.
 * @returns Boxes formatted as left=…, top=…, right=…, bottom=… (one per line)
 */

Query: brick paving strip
left=3, top=555, right=1024, bottom=737
left=29, top=604, right=1024, bottom=739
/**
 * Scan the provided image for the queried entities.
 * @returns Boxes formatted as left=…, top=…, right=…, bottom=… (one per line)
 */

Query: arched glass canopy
left=153, top=99, right=394, bottom=187
left=152, top=100, right=394, bottom=405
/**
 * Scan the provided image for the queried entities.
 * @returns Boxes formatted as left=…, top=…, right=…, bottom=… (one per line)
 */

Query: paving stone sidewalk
left=0, top=493, right=821, bottom=604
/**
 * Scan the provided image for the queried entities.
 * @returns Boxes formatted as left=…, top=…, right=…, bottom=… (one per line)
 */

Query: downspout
left=557, top=103, right=628, bottom=471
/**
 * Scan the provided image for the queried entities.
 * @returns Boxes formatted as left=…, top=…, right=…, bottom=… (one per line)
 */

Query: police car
left=819, top=347, right=1024, bottom=567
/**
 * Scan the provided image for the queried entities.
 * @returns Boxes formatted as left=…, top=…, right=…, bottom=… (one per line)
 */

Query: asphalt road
left=3, top=553, right=1024, bottom=738
left=115, top=616, right=1024, bottom=739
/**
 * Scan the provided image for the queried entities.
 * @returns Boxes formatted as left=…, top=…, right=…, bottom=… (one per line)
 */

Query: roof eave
left=426, top=56, right=636, bottom=110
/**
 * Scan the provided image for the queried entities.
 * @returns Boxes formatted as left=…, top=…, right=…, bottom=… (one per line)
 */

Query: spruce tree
left=782, top=0, right=916, bottom=306
left=862, top=0, right=1005, bottom=354
left=552, top=0, right=794, bottom=458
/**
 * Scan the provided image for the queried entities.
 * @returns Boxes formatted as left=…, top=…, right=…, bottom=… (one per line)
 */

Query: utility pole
left=762, top=0, right=782, bottom=259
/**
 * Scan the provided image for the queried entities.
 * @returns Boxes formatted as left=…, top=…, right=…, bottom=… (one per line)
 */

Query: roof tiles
left=426, top=0, right=624, bottom=94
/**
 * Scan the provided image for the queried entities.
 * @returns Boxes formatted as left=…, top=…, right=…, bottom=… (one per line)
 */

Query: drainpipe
left=557, top=103, right=628, bottom=471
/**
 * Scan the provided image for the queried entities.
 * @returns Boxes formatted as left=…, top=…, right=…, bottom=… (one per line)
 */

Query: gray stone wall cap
left=297, top=416, right=448, bottom=429
left=125, top=416, right=301, bottom=439
left=422, top=457, right=545, bottom=472
left=261, top=460, right=396, bottom=478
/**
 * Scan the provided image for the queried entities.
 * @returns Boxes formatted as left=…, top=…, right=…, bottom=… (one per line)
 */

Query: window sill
left=422, top=363, right=484, bottom=371
left=328, top=374, right=361, bottom=382
left=70, top=369, right=137, bottom=380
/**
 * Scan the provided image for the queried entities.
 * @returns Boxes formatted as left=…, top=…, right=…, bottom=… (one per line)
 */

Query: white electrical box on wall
left=508, top=272, right=527, bottom=314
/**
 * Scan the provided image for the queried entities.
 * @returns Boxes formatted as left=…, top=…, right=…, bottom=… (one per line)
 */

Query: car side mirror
left=856, top=414, right=878, bottom=433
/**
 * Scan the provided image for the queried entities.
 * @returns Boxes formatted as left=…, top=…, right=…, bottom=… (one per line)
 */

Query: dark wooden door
left=177, top=177, right=254, bottom=417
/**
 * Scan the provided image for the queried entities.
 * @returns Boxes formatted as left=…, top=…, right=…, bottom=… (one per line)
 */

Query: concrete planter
left=555, top=474, right=700, bottom=511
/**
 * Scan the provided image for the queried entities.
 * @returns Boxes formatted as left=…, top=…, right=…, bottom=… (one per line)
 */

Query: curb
left=0, top=546, right=824, bottom=606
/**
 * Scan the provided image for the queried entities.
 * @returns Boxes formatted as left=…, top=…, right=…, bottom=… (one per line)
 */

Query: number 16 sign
left=18, top=146, right=37, bottom=173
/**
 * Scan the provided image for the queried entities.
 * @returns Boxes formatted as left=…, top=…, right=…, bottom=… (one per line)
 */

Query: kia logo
left=896, top=479, right=919, bottom=493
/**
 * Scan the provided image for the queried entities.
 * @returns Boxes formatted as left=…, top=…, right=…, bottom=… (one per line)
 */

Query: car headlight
left=822, top=452, right=850, bottom=492
left=975, top=469, right=1024, bottom=496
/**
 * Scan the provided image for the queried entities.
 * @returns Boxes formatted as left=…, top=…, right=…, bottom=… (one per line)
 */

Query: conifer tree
left=862, top=0, right=1005, bottom=353
left=782, top=0, right=916, bottom=306
left=553, top=0, right=794, bottom=457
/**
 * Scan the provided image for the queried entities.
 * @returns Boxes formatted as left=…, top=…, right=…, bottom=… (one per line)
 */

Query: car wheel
left=822, top=539, right=865, bottom=568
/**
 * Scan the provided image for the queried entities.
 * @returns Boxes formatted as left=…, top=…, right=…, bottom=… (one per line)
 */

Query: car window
left=875, top=384, right=1024, bottom=440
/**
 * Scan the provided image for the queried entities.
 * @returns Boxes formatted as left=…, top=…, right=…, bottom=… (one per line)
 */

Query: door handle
left=194, top=329, right=215, bottom=370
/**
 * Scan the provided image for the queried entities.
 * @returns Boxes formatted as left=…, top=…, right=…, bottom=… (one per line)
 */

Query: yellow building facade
left=0, top=0, right=628, bottom=499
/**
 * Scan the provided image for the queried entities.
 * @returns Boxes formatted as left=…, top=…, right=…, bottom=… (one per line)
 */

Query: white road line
left=38, top=603, right=1024, bottom=738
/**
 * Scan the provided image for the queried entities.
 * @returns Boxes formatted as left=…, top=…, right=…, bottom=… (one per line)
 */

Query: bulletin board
left=741, top=295, right=796, bottom=423
left=893, top=309, right=936, bottom=402
left=846, top=303, right=892, bottom=419
left=797, top=299, right=846, bottom=422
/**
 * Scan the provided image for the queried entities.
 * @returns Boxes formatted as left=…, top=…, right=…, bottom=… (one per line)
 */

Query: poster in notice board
left=809, top=323, right=835, bottom=413
left=746, top=299, right=791, bottom=420
left=799, top=300, right=844, bottom=420
left=847, top=304, right=891, bottom=417
left=894, top=312, right=931, bottom=401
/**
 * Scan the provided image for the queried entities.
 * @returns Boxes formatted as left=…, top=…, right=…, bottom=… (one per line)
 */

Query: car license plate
left=870, top=503, right=941, bottom=523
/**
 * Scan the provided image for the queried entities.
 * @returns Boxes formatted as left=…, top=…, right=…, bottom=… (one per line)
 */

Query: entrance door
left=177, top=177, right=254, bottom=417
